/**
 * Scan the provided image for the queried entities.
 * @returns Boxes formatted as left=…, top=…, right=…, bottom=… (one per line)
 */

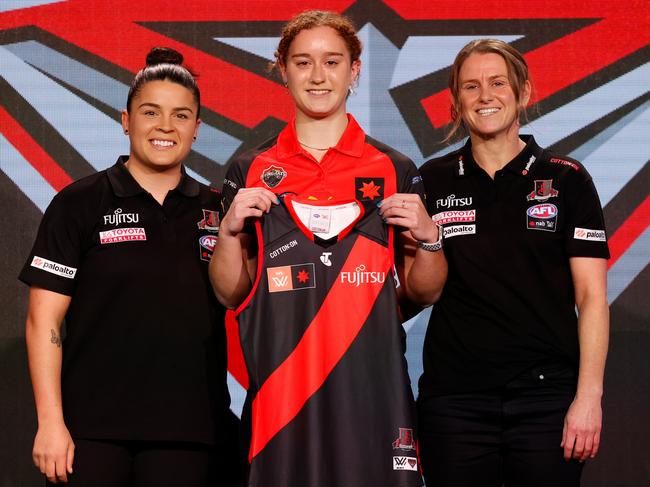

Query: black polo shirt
left=418, top=136, right=610, bottom=396
left=19, top=157, right=229, bottom=445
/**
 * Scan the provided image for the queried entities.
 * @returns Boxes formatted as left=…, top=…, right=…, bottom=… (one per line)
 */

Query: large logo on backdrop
left=1, top=0, right=648, bottom=395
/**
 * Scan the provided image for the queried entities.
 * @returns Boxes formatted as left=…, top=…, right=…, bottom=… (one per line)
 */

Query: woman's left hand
left=561, top=395, right=603, bottom=461
left=378, top=193, right=438, bottom=243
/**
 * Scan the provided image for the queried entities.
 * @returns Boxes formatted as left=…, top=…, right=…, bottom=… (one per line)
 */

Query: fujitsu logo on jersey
left=340, top=264, right=386, bottom=287
left=436, top=194, right=473, bottom=209
left=103, top=208, right=139, bottom=225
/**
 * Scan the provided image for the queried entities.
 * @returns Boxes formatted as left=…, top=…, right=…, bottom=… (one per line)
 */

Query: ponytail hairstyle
left=126, top=47, right=200, bottom=117
left=445, top=39, right=532, bottom=142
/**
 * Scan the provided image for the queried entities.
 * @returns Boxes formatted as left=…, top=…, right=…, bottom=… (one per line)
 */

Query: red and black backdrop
left=1, top=1, right=648, bottom=485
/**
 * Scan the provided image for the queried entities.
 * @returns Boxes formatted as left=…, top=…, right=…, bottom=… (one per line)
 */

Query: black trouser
left=45, top=439, right=218, bottom=487
left=417, top=365, right=583, bottom=487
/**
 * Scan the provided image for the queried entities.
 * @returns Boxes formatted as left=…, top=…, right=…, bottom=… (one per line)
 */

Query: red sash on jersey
left=248, top=234, right=391, bottom=461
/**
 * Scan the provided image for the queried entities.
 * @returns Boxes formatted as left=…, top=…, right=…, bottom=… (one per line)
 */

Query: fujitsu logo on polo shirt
left=103, top=208, right=139, bottom=225
left=340, top=264, right=385, bottom=286
left=31, top=256, right=76, bottom=279
left=436, top=194, right=473, bottom=208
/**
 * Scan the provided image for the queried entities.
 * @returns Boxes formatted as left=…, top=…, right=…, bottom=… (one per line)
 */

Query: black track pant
left=45, top=439, right=218, bottom=487
left=418, top=364, right=584, bottom=487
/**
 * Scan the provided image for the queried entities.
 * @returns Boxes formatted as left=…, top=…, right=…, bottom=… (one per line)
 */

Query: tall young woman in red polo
left=20, top=48, right=232, bottom=486
left=417, top=39, right=610, bottom=487
left=210, top=10, right=447, bottom=487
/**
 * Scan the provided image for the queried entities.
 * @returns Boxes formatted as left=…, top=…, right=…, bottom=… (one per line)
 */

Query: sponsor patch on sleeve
left=31, top=256, right=77, bottom=279
left=574, top=227, right=606, bottom=242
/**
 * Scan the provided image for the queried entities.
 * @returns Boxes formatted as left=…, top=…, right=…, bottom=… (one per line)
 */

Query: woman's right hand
left=220, top=187, right=279, bottom=237
left=33, top=421, right=75, bottom=484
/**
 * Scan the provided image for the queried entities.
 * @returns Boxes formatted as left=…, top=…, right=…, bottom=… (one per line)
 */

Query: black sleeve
left=398, top=158, right=426, bottom=203
left=564, top=169, right=610, bottom=259
left=221, top=159, right=246, bottom=215
left=18, top=193, right=85, bottom=295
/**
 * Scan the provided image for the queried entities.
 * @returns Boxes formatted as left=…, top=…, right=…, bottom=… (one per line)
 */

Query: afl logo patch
left=199, top=235, right=218, bottom=262
left=527, top=203, right=557, bottom=219
left=261, top=165, right=287, bottom=188
left=527, top=203, right=558, bottom=232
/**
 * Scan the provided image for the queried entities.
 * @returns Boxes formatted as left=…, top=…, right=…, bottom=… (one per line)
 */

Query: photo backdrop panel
left=1, top=2, right=648, bottom=486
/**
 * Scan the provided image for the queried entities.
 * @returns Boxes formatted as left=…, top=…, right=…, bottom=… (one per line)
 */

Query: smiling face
left=280, top=26, right=360, bottom=122
left=121, top=79, right=200, bottom=172
left=458, top=52, right=530, bottom=141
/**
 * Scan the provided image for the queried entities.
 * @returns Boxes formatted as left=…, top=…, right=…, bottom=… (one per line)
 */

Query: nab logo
left=320, top=252, right=332, bottom=267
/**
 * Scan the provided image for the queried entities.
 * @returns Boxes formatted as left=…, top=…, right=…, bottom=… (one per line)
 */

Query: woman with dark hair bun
left=20, top=47, right=232, bottom=486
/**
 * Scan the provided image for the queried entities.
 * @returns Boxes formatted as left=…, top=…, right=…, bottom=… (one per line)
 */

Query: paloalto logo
left=340, top=264, right=385, bottom=287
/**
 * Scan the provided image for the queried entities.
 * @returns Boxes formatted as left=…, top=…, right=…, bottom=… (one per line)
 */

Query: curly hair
left=272, top=10, right=362, bottom=70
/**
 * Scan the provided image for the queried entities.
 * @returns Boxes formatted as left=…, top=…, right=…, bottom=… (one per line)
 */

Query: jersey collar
left=107, top=156, right=200, bottom=198
left=456, top=135, right=544, bottom=178
left=276, top=114, right=366, bottom=159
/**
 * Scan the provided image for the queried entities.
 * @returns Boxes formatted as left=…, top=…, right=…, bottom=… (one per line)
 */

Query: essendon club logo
left=355, top=178, right=384, bottom=201
left=261, top=165, right=287, bottom=189
left=197, top=209, right=220, bottom=232
left=392, top=427, right=416, bottom=450
left=527, top=180, right=559, bottom=201
left=267, top=263, right=315, bottom=293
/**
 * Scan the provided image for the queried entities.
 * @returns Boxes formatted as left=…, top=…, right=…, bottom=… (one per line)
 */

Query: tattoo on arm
left=50, top=329, right=62, bottom=348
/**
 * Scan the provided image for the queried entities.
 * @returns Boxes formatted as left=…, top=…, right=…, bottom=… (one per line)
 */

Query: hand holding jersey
left=379, top=193, right=447, bottom=306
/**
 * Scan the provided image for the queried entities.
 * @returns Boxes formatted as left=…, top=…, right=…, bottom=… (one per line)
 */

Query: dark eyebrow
left=290, top=52, right=345, bottom=58
left=137, top=102, right=194, bottom=113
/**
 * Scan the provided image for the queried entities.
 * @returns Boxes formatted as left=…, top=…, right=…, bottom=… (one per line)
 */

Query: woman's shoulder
left=50, top=169, right=110, bottom=209
left=536, top=147, right=593, bottom=184
left=419, top=146, right=464, bottom=177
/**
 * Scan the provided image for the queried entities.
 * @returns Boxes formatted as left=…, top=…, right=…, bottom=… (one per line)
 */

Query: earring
left=193, top=136, right=197, bottom=141
left=348, top=86, right=355, bottom=96
left=124, top=129, right=129, bottom=134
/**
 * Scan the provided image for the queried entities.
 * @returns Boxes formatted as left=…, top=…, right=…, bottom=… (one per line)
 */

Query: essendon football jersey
left=236, top=194, right=423, bottom=487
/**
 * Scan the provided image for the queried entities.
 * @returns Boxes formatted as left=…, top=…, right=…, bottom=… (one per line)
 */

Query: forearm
left=575, top=295, right=609, bottom=400
left=405, top=248, right=448, bottom=306
left=209, top=233, right=254, bottom=309
left=26, top=315, right=65, bottom=426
